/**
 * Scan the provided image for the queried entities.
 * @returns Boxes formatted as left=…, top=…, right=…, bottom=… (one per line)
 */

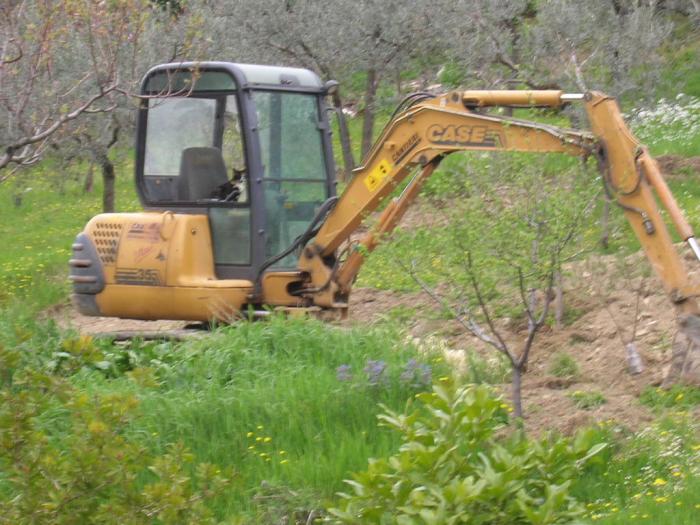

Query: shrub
left=548, top=352, right=580, bottom=379
left=0, top=343, right=230, bottom=524
left=328, top=382, right=606, bottom=524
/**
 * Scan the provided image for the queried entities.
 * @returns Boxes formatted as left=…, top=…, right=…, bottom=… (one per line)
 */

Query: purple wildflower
left=364, top=359, right=387, bottom=386
left=400, top=359, right=432, bottom=388
left=417, top=364, right=432, bottom=386
left=336, top=364, right=353, bottom=382
left=400, top=359, right=418, bottom=384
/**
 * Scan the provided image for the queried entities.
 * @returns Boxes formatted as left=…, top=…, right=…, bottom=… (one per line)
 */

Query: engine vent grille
left=93, top=222, right=123, bottom=265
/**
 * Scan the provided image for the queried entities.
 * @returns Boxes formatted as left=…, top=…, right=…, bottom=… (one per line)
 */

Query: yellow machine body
left=74, top=211, right=313, bottom=321
left=76, top=213, right=244, bottom=320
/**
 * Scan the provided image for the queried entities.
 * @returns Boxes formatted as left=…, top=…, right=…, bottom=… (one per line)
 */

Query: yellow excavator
left=69, top=62, right=700, bottom=370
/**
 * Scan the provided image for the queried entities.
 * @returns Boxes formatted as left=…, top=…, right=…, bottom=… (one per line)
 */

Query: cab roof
left=142, top=61, right=323, bottom=92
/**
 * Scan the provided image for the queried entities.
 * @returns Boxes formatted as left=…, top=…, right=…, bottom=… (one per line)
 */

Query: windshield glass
left=253, top=91, right=328, bottom=267
left=144, top=97, right=216, bottom=177
left=141, top=95, right=246, bottom=203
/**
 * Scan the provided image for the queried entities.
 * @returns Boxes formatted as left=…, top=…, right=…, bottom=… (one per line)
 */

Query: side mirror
left=323, top=80, right=339, bottom=96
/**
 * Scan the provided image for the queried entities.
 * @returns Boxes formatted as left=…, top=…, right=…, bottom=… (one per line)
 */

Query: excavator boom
left=299, top=90, right=700, bottom=325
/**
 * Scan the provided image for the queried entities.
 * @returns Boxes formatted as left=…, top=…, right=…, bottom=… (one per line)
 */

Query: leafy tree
left=445, top=0, right=673, bottom=99
left=203, top=0, right=452, bottom=175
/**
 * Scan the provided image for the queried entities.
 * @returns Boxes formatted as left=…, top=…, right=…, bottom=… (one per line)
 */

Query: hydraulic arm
left=298, top=90, right=700, bottom=328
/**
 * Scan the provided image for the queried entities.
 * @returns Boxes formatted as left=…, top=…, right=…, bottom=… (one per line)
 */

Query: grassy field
left=2, top=302, right=698, bottom=522
left=0, top=312, right=445, bottom=519
left=0, top=153, right=140, bottom=307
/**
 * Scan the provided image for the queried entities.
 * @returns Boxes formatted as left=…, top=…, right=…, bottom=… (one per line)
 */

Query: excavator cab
left=136, top=62, right=336, bottom=280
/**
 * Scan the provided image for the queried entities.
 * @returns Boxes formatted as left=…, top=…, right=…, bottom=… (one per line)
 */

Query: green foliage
left=548, top=352, right=580, bottom=379
left=328, top=382, right=606, bottom=524
left=380, top=305, right=419, bottom=324
left=362, top=154, right=599, bottom=323
left=0, top=307, right=446, bottom=520
left=0, top=344, right=230, bottom=524
left=437, top=61, right=468, bottom=89
left=657, top=36, right=700, bottom=99
left=463, top=350, right=511, bottom=384
left=639, top=385, right=700, bottom=411
left=568, top=390, right=607, bottom=410
left=130, top=317, right=444, bottom=513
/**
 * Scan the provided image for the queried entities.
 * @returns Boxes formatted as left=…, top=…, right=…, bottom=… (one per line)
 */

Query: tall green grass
left=58, top=317, right=443, bottom=518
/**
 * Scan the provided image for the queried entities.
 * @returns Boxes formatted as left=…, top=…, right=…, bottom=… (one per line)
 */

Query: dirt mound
left=345, top=245, right=700, bottom=434
left=656, top=154, right=700, bottom=178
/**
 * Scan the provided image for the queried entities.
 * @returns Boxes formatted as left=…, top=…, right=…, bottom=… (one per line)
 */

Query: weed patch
left=639, top=385, right=700, bottom=411
left=568, top=390, right=607, bottom=410
left=549, top=352, right=581, bottom=379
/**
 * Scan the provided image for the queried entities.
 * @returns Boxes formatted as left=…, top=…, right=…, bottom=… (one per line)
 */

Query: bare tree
left=402, top=160, right=597, bottom=418
left=0, top=0, right=154, bottom=178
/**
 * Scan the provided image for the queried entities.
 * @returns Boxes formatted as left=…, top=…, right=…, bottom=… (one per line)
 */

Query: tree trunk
left=511, top=365, right=523, bottom=418
left=361, top=67, right=378, bottom=159
left=84, top=161, right=94, bottom=193
left=332, top=90, right=355, bottom=182
left=554, top=270, right=564, bottom=329
left=100, top=154, right=115, bottom=213
left=600, top=196, right=610, bottom=249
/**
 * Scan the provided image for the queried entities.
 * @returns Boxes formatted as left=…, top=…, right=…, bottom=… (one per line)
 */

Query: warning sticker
left=363, top=159, right=392, bottom=192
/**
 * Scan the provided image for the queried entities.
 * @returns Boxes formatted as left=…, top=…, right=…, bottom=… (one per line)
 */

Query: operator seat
left=177, top=147, right=229, bottom=201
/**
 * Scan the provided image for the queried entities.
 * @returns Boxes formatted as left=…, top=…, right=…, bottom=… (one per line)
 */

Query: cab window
left=142, top=94, right=246, bottom=204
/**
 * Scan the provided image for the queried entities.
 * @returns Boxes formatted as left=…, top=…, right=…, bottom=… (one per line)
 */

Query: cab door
left=252, top=90, right=334, bottom=268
